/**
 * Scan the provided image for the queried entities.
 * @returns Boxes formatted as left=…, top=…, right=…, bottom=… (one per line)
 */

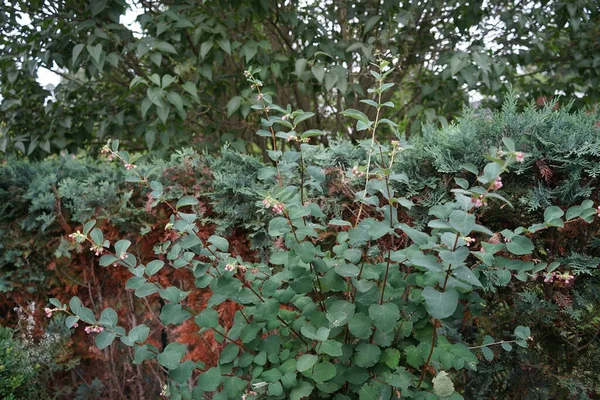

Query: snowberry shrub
left=48, top=60, right=599, bottom=399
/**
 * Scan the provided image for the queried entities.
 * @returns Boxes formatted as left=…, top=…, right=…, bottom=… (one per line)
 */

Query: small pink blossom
left=119, top=252, right=127, bottom=260
left=72, top=322, right=78, bottom=328
left=124, top=163, right=136, bottom=170
left=596, top=206, right=600, bottom=215
left=84, top=325, right=104, bottom=334
left=272, top=203, right=284, bottom=214
left=225, top=263, right=237, bottom=272
left=492, top=177, right=503, bottom=190
left=464, top=236, right=476, bottom=246
left=44, top=307, right=53, bottom=318
left=515, top=152, right=524, bottom=163
left=107, top=154, right=114, bottom=161
left=90, top=245, right=103, bottom=256
left=473, top=196, right=484, bottom=207
left=287, top=135, right=297, bottom=142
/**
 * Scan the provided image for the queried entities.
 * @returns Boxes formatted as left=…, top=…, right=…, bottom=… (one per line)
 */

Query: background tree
left=1, top=0, right=599, bottom=158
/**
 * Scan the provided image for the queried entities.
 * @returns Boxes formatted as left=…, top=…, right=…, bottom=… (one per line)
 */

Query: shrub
left=46, top=62, right=600, bottom=399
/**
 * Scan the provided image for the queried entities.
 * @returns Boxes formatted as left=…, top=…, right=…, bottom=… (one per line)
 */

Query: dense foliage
left=1, top=0, right=600, bottom=156
left=3, top=62, right=600, bottom=398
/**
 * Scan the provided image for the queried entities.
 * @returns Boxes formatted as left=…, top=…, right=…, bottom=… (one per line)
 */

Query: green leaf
left=348, top=313, right=373, bottom=339
left=354, top=343, right=381, bottom=368
left=227, top=96, right=242, bottom=117
left=65, top=315, right=79, bottom=328
left=200, top=39, right=213, bottom=58
left=198, top=366, right=221, bottom=392
left=295, top=241, right=316, bottom=263
left=155, top=41, right=178, bottom=54
left=382, top=348, right=400, bottom=369
left=341, top=108, right=369, bottom=125
left=95, top=331, right=117, bottom=350
left=297, top=354, right=318, bottom=372
left=312, top=361, right=336, bottom=382
left=134, top=283, right=159, bottom=298
left=432, top=371, right=455, bottom=397
left=176, top=196, right=199, bottom=209
left=157, top=343, right=186, bottom=370
left=482, top=346, right=494, bottom=361
left=397, top=223, right=430, bottom=246
left=319, top=340, right=343, bottom=356
left=98, top=307, right=118, bottom=328
left=145, top=260, right=164, bottom=276
left=72, top=43, right=85, bottom=66
left=453, top=266, right=482, bottom=287
left=87, top=44, right=102, bottom=64
left=218, top=38, right=231, bottom=55
left=295, top=58, right=307, bottom=76
left=506, top=235, right=534, bottom=255
left=208, top=235, right=229, bottom=252
left=159, top=303, right=192, bottom=324
left=219, top=343, right=240, bottom=364
left=328, top=219, right=352, bottom=227
left=311, top=64, right=325, bottom=82
left=290, top=381, right=313, bottom=400
left=422, top=287, right=459, bottom=319
left=195, top=308, right=218, bottom=328
left=449, top=210, right=476, bottom=236
left=169, top=360, right=196, bottom=384
left=114, top=239, right=131, bottom=257
left=368, top=303, right=400, bottom=333
left=544, top=206, right=564, bottom=224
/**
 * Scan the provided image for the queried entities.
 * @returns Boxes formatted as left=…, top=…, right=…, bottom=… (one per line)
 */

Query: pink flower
left=124, top=163, right=136, bottom=170
left=119, top=252, right=127, bottom=260
left=225, top=263, right=236, bottom=272
left=272, top=203, right=284, bottom=214
left=107, top=154, right=114, bottom=161
left=85, top=325, right=104, bottom=334
left=464, top=237, right=476, bottom=246
left=473, top=197, right=484, bottom=207
left=492, top=177, right=503, bottom=190
left=44, top=307, right=53, bottom=318
left=90, top=246, right=103, bottom=256
left=287, top=135, right=297, bottom=142
left=515, top=152, right=524, bottom=163
left=596, top=206, right=600, bottom=215
left=72, top=322, right=78, bottom=328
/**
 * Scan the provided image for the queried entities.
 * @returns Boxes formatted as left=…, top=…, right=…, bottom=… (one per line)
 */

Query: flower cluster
left=68, top=230, right=86, bottom=242
left=44, top=307, right=55, bottom=318
left=390, top=140, right=404, bottom=151
left=463, top=236, right=476, bottom=246
left=84, top=325, right=104, bottom=334
left=224, top=263, right=237, bottom=272
left=515, top=152, right=524, bottom=163
left=472, top=195, right=486, bottom=208
left=492, top=177, right=503, bottom=190
left=497, top=149, right=525, bottom=163
left=351, top=166, right=365, bottom=177
left=261, top=197, right=284, bottom=214
left=543, top=271, right=575, bottom=284
left=89, top=244, right=104, bottom=256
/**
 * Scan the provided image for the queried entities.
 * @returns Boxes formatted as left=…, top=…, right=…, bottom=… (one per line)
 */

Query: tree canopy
left=1, top=0, right=599, bottom=157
